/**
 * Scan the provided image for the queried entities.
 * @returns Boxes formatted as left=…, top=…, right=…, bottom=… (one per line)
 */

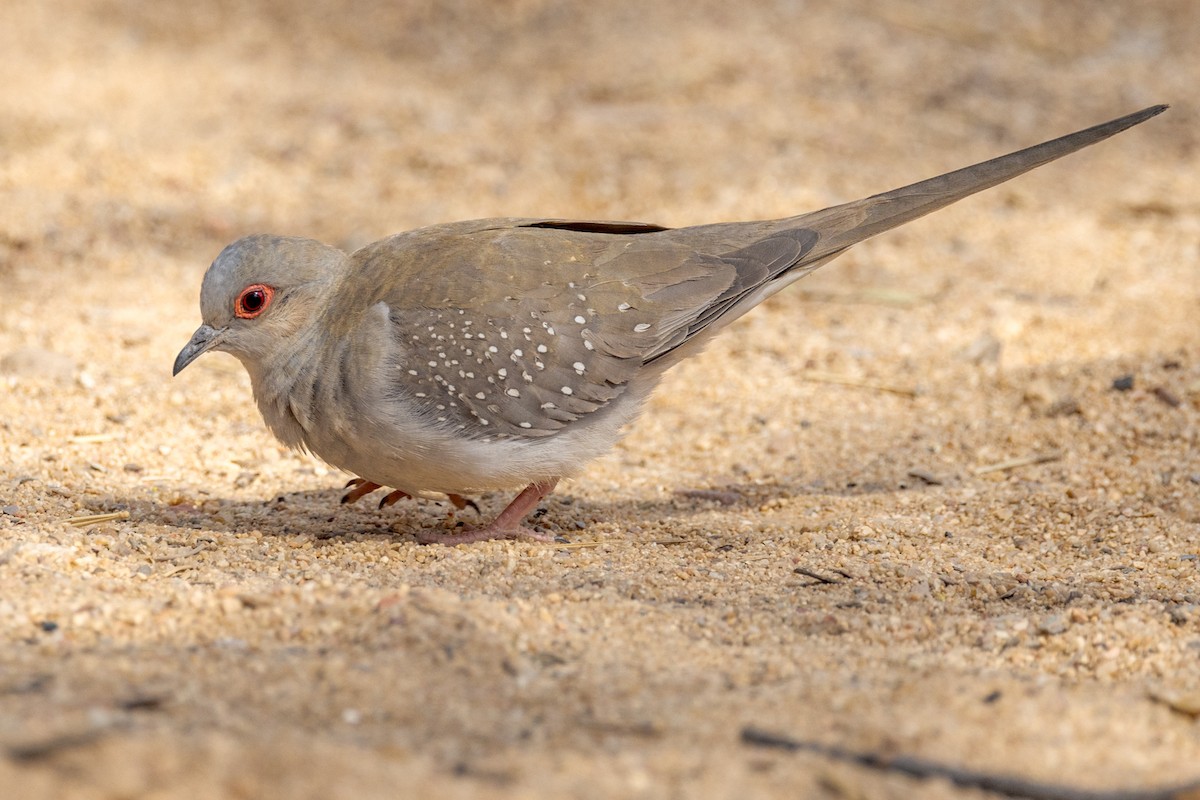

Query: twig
left=793, top=567, right=843, bottom=585
left=65, top=511, right=130, bottom=527
left=67, top=433, right=119, bottom=444
left=973, top=451, right=1062, bottom=475
left=552, top=538, right=688, bottom=550
left=7, top=727, right=108, bottom=762
left=152, top=543, right=208, bottom=562
left=799, top=371, right=917, bottom=398
left=906, top=468, right=944, bottom=486
left=580, top=718, right=664, bottom=737
left=741, top=727, right=1200, bottom=800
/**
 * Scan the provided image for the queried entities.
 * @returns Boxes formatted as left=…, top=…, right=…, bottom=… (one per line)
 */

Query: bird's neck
left=242, top=334, right=326, bottom=452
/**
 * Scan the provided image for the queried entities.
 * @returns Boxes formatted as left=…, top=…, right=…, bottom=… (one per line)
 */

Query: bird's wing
left=355, top=219, right=730, bottom=438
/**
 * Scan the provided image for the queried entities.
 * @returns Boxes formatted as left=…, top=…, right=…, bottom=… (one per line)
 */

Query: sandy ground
left=1, top=1, right=1199, bottom=797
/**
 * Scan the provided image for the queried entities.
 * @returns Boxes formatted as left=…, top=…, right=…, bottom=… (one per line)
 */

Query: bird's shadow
left=87, top=460, right=956, bottom=547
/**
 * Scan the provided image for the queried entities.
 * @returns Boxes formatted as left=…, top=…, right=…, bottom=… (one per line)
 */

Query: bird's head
left=172, top=234, right=344, bottom=377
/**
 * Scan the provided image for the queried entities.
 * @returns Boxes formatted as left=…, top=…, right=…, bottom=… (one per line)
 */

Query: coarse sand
left=1, top=1, right=1199, bottom=797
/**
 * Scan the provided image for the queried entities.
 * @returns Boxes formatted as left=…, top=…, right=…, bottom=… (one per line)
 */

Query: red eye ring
left=235, top=284, right=275, bottom=319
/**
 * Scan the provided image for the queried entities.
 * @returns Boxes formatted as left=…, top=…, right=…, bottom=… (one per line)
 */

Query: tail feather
left=810, top=104, right=1168, bottom=257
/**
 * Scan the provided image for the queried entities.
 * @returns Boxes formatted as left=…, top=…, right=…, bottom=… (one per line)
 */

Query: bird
left=173, top=105, right=1166, bottom=545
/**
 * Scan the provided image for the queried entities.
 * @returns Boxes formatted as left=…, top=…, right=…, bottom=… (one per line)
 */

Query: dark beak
left=172, top=324, right=225, bottom=376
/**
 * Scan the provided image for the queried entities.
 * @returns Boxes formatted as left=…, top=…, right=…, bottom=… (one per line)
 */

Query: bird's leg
left=341, top=479, right=382, bottom=505
left=416, top=479, right=559, bottom=545
left=378, top=489, right=413, bottom=509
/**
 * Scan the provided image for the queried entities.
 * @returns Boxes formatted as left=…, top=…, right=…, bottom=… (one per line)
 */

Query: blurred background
left=2, top=1, right=1193, bottom=249
left=1, top=1, right=1198, bottom=797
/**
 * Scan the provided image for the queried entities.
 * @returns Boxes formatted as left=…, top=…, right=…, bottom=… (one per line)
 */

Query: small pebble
left=1111, top=375, right=1134, bottom=391
left=676, top=489, right=740, bottom=506
left=1045, top=397, right=1082, bottom=417
left=1152, top=386, right=1181, bottom=407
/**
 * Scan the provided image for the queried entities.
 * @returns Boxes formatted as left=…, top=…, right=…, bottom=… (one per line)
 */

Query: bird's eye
left=234, top=284, right=274, bottom=319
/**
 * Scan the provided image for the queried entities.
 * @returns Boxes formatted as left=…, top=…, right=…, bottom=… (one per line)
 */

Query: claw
left=339, top=482, right=487, bottom=525
left=341, top=480, right=382, bottom=504
left=378, top=490, right=412, bottom=509
left=446, top=494, right=481, bottom=514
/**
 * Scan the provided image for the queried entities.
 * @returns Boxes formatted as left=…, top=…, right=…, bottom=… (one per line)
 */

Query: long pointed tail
left=812, top=104, right=1167, bottom=256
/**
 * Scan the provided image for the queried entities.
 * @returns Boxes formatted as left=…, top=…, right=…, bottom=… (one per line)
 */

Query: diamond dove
left=173, top=105, right=1166, bottom=544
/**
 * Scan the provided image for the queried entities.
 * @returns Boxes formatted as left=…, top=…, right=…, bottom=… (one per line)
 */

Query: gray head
left=172, top=234, right=344, bottom=376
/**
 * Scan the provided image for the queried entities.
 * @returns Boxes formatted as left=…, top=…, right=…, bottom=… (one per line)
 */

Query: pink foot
left=416, top=480, right=559, bottom=545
